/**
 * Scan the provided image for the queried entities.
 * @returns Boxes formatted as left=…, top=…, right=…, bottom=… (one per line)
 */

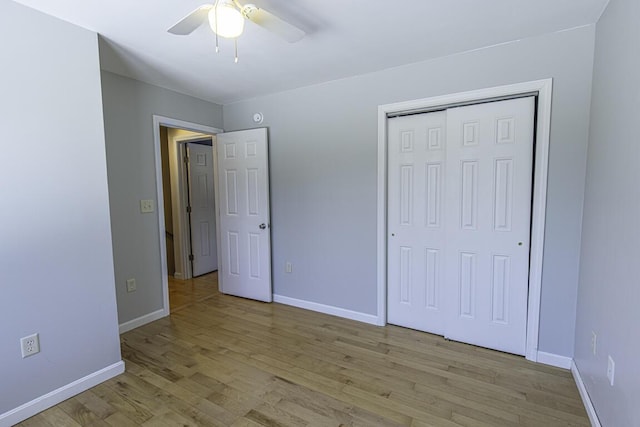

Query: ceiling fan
left=168, top=0, right=305, bottom=62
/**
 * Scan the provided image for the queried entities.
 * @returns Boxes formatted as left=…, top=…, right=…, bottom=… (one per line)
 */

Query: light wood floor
left=168, top=272, right=219, bottom=313
left=19, top=273, right=589, bottom=426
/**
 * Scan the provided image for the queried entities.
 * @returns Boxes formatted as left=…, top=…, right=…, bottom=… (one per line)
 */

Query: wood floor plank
left=104, top=411, right=141, bottom=427
left=16, top=272, right=589, bottom=426
left=37, top=407, right=82, bottom=427
left=89, top=382, right=155, bottom=425
left=14, top=414, right=53, bottom=427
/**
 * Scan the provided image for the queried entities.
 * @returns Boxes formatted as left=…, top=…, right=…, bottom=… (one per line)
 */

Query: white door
left=186, top=142, right=218, bottom=277
left=387, top=97, right=535, bottom=355
left=444, top=97, right=534, bottom=355
left=216, top=128, right=272, bottom=302
left=387, top=111, right=448, bottom=335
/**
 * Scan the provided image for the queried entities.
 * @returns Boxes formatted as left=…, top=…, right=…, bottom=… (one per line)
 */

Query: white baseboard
left=572, top=361, right=602, bottom=427
left=173, top=272, right=184, bottom=279
left=536, top=351, right=573, bottom=369
left=0, top=361, right=125, bottom=427
left=273, top=294, right=379, bottom=326
left=119, top=308, right=168, bottom=334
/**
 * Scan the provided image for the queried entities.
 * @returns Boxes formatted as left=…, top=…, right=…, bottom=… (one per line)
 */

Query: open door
left=216, top=128, right=272, bottom=302
left=186, top=142, right=218, bottom=277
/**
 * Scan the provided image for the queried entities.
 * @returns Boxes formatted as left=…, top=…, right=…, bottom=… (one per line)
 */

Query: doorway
left=152, top=116, right=223, bottom=316
left=152, top=116, right=273, bottom=318
left=376, top=80, right=553, bottom=362
left=159, top=127, right=218, bottom=280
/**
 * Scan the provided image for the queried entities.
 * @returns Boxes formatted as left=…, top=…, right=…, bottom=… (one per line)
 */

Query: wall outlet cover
left=140, top=199, right=155, bottom=213
left=20, top=333, right=40, bottom=358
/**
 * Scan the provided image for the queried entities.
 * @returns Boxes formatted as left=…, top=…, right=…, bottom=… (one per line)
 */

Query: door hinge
left=186, top=206, right=192, bottom=213
left=184, top=155, right=189, bottom=164
left=189, top=254, right=194, bottom=261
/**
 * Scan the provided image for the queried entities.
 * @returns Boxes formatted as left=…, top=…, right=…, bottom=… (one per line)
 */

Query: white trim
left=212, top=135, right=223, bottom=294
left=273, top=294, right=379, bottom=326
left=536, top=351, right=572, bottom=369
left=525, top=80, right=553, bottom=362
left=376, top=79, right=553, bottom=361
left=572, top=361, right=602, bottom=427
left=119, top=308, right=167, bottom=334
left=152, top=115, right=223, bottom=322
left=0, top=361, right=124, bottom=426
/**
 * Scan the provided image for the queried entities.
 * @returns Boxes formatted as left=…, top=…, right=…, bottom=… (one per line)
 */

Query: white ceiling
left=13, top=0, right=608, bottom=104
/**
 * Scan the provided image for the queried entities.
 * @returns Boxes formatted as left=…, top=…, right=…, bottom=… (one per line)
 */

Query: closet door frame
left=376, top=79, right=553, bottom=363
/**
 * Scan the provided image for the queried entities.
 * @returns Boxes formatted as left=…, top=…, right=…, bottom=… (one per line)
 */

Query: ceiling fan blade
left=168, top=5, right=213, bottom=35
left=242, top=5, right=305, bottom=43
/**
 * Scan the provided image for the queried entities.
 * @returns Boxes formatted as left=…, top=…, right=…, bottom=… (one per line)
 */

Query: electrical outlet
left=126, top=278, right=137, bottom=293
left=140, top=199, right=155, bottom=213
left=20, top=333, right=40, bottom=358
left=607, top=356, right=615, bottom=386
left=591, top=331, right=597, bottom=355
left=285, top=262, right=292, bottom=273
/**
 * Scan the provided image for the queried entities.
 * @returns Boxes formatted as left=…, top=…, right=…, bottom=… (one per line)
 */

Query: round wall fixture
left=253, top=112, right=264, bottom=124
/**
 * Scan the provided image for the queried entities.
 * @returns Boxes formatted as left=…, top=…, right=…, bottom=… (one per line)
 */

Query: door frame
left=376, top=79, right=553, bottom=362
left=152, top=115, right=223, bottom=316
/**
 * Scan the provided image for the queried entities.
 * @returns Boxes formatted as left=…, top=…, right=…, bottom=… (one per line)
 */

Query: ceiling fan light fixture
left=208, top=0, right=245, bottom=38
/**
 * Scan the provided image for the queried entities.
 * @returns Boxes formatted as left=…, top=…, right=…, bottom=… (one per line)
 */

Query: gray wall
left=574, top=0, right=640, bottom=424
left=0, top=1, right=121, bottom=416
left=100, top=71, right=223, bottom=325
left=224, top=26, right=596, bottom=357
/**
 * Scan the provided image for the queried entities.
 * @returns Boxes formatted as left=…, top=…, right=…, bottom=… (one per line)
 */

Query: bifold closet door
left=387, top=97, right=535, bottom=355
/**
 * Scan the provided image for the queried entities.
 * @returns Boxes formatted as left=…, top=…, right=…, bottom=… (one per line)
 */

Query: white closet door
left=444, top=97, right=534, bottom=355
left=387, top=111, right=447, bottom=335
left=387, top=97, right=535, bottom=356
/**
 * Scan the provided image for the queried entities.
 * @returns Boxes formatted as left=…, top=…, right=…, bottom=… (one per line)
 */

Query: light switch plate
left=140, top=199, right=154, bottom=213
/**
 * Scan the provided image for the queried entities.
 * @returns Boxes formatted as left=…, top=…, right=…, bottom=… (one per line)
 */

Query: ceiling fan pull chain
left=234, top=39, right=239, bottom=63
left=214, top=0, right=220, bottom=53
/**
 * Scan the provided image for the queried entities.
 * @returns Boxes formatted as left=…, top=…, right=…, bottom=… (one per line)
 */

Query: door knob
left=259, top=223, right=267, bottom=230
